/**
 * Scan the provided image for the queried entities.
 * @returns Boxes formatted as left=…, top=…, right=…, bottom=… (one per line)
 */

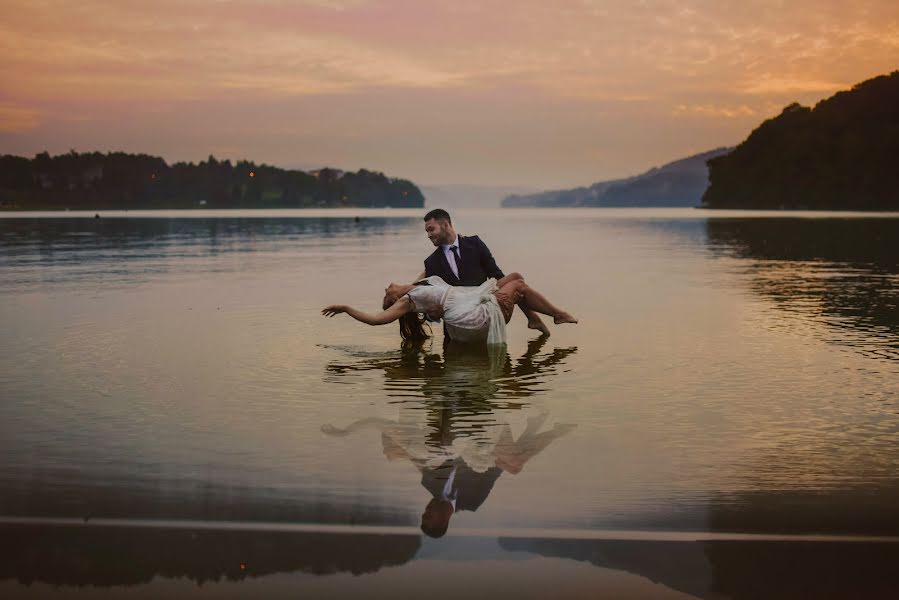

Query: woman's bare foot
left=528, top=318, right=551, bottom=337
left=554, top=312, right=578, bottom=325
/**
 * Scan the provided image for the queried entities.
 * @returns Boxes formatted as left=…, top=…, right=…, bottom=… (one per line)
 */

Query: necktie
left=450, top=246, right=462, bottom=279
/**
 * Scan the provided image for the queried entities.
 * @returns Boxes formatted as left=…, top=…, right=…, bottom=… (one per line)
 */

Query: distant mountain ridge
left=502, top=147, right=732, bottom=208
left=702, top=70, right=899, bottom=210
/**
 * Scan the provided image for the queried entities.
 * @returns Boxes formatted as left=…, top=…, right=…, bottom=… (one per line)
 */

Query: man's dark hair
left=421, top=520, right=449, bottom=538
left=423, top=208, right=451, bottom=224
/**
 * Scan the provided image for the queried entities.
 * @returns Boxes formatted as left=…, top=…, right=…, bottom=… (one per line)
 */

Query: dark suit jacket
left=420, top=457, right=503, bottom=513
left=423, top=235, right=504, bottom=287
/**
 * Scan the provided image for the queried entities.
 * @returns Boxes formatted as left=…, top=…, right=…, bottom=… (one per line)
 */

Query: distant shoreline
left=4, top=207, right=898, bottom=219
left=0, top=151, right=425, bottom=211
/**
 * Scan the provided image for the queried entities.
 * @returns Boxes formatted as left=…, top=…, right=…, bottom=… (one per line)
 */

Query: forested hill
left=702, top=71, right=899, bottom=210
left=502, top=147, right=731, bottom=208
left=0, top=152, right=424, bottom=210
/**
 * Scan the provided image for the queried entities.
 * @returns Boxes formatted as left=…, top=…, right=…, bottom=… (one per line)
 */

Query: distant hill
left=502, top=147, right=732, bottom=208
left=702, top=71, right=899, bottom=210
left=0, top=151, right=424, bottom=210
left=422, top=183, right=539, bottom=209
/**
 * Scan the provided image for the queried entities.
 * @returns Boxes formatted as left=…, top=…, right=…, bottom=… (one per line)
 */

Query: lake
left=1, top=208, right=898, bottom=599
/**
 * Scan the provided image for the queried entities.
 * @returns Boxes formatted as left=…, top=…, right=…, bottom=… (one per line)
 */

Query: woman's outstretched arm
left=322, top=296, right=412, bottom=325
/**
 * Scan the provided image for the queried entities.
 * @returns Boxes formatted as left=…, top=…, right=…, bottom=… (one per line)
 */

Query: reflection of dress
left=383, top=413, right=511, bottom=473
left=406, top=276, right=506, bottom=345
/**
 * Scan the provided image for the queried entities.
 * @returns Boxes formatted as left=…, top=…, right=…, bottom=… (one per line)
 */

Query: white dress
left=406, top=276, right=507, bottom=345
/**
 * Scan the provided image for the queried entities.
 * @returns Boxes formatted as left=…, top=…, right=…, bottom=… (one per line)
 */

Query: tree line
left=702, top=71, right=899, bottom=210
left=0, top=151, right=424, bottom=210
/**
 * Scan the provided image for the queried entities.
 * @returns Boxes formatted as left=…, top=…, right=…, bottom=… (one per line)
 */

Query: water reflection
left=707, top=484, right=899, bottom=537
left=325, top=336, right=578, bottom=441
left=7, top=522, right=897, bottom=598
left=706, top=218, right=899, bottom=360
left=0, top=216, right=415, bottom=252
left=0, top=524, right=419, bottom=587
left=0, top=216, right=416, bottom=290
left=500, top=537, right=899, bottom=600
left=323, top=338, right=578, bottom=536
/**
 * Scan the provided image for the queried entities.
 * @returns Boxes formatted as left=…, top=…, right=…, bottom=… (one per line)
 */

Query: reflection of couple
left=419, top=412, right=576, bottom=538
left=322, top=338, right=577, bottom=538
left=322, top=208, right=577, bottom=344
left=324, top=335, right=578, bottom=424
left=324, top=408, right=575, bottom=539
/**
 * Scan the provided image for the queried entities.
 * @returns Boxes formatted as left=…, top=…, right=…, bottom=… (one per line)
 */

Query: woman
left=321, top=272, right=577, bottom=344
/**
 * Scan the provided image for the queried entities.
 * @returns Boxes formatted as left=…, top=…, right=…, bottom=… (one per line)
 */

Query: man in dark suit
left=419, top=208, right=549, bottom=336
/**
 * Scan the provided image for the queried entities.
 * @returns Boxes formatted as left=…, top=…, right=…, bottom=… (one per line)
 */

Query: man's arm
left=475, top=236, right=505, bottom=279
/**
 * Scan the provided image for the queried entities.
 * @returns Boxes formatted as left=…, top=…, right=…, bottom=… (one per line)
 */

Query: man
left=419, top=208, right=550, bottom=336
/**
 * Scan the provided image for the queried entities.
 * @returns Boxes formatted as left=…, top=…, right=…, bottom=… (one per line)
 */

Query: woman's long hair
left=399, top=312, right=430, bottom=341
left=383, top=287, right=431, bottom=341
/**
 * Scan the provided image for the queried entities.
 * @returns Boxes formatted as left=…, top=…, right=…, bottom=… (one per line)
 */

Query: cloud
left=0, top=103, right=40, bottom=132
left=3, top=1, right=897, bottom=103
left=738, top=77, right=851, bottom=96
left=1, top=0, right=897, bottom=186
left=673, top=104, right=757, bottom=119
left=0, top=15, right=459, bottom=102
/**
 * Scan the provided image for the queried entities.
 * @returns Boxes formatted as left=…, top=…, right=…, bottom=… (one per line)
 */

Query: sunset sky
left=1, top=0, right=897, bottom=188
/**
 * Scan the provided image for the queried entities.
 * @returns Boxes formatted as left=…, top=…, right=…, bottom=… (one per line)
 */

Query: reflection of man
left=417, top=412, right=576, bottom=538
left=322, top=410, right=575, bottom=539
left=418, top=208, right=550, bottom=336
left=419, top=458, right=502, bottom=538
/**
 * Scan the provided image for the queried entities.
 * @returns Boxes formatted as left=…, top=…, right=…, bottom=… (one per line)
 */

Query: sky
left=1, top=0, right=897, bottom=189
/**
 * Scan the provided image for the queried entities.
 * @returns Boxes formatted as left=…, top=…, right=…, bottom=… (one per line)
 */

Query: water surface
left=2, top=208, right=898, bottom=598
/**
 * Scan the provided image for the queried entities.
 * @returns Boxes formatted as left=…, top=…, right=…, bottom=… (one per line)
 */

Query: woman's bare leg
left=496, top=273, right=550, bottom=335
left=523, top=307, right=551, bottom=336
left=496, top=280, right=577, bottom=325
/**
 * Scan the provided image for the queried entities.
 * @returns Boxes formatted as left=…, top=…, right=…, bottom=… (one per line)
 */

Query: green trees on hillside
left=703, top=71, right=899, bottom=210
left=0, top=151, right=425, bottom=210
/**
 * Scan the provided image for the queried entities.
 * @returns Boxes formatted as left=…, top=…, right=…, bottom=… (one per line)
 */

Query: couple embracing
left=322, top=208, right=576, bottom=344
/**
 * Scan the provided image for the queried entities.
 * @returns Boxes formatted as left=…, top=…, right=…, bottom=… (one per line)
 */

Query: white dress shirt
left=441, top=464, right=459, bottom=510
left=442, top=235, right=460, bottom=279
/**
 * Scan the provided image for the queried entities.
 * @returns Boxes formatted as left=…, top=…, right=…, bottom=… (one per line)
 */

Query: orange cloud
left=0, top=103, right=40, bottom=132
left=1, top=0, right=897, bottom=186
left=739, top=77, right=851, bottom=96
left=673, top=104, right=757, bottom=119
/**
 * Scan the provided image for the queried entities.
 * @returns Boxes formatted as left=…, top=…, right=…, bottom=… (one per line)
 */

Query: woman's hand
left=322, top=305, right=347, bottom=317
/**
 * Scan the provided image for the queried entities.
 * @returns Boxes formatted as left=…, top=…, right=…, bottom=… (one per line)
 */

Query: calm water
left=1, top=208, right=898, bottom=599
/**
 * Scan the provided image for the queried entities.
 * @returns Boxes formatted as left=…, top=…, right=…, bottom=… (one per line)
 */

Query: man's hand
left=321, top=305, right=347, bottom=317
